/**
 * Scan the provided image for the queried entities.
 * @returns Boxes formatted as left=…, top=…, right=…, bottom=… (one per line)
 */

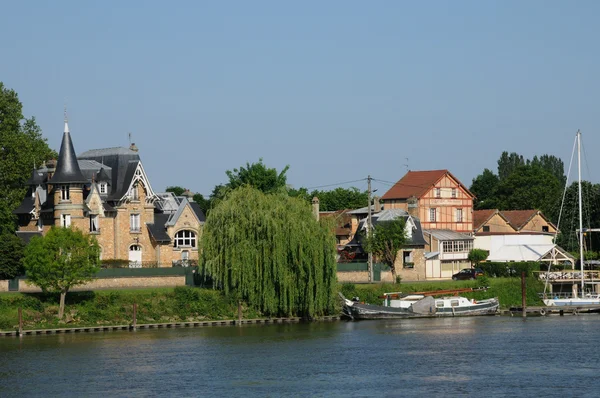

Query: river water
left=1, top=316, right=600, bottom=397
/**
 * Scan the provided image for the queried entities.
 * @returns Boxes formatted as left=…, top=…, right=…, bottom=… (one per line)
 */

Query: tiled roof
left=381, top=170, right=474, bottom=200
left=501, top=210, right=538, bottom=231
left=473, top=209, right=498, bottom=230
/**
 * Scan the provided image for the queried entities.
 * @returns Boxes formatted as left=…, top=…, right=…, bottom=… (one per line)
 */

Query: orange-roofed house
left=381, top=170, right=475, bottom=233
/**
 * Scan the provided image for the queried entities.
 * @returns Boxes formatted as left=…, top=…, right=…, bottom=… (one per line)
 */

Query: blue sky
left=3, top=1, right=600, bottom=196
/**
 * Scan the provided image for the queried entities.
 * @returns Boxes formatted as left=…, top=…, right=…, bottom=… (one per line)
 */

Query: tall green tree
left=0, top=82, right=56, bottom=234
left=225, top=158, right=289, bottom=194
left=362, top=219, right=407, bottom=279
left=23, top=227, right=100, bottom=320
left=497, top=152, right=525, bottom=180
left=311, top=187, right=368, bottom=211
left=529, top=155, right=566, bottom=187
left=0, top=232, right=24, bottom=279
left=165, top=186, right=185, bottom=196
left=555, top=181, right=600, bottom=252
left=201, top=186, right=337, bottom=318
left=470, top=168, right=500, bottom=210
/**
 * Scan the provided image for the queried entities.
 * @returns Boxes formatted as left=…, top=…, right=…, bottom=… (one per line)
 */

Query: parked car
left=452, top=268, right=484, bottom=280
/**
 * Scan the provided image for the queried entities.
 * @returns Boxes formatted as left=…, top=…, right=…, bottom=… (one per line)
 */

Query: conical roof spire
left=50, top=111, right=87, bottom=184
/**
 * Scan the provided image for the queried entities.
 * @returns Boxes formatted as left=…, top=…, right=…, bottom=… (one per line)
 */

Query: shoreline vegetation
left=0, top=278, right=545, bottom=332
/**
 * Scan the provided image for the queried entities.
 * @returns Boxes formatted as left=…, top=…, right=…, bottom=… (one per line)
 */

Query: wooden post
left=521, top=272, right=527, bottom=318
left=132, top=303, right=137, bottom=330
left=18, top=307, right=23, bottom=336
left=237, top=301, right=242, bottom=326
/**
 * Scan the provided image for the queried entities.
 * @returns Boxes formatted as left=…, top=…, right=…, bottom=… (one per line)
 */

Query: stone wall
left=17, top=276, right=186, bottom=293
left=0, top=280, right=8, bottom=292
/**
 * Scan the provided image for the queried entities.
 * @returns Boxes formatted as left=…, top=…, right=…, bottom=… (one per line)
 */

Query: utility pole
left=367, top=175, right=373, bottom=283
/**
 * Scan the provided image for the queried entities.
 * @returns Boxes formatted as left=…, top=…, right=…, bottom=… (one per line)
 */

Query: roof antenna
left=64, top=104, right=69, bottom=134
left=403, top=158, right=410, bottom=172
left=128, top=132, right=132, bottom=145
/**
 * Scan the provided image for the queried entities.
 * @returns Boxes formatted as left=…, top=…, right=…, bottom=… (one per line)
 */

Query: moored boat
left=340, top=290, right=499, bottom=320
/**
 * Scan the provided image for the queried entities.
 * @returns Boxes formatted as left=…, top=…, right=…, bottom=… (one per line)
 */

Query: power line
left=306, top=178, right=367, bottom=190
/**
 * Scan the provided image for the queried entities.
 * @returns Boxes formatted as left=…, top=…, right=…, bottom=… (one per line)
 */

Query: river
left=1, top=316, right=599, bottom=397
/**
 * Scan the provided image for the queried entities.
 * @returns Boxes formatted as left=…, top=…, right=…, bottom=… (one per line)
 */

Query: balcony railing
left=534, top=270, right=600, bottom=281
left=172, top=259, right=198, bottom=268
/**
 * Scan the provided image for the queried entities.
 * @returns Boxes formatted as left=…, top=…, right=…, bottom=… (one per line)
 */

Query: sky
left=2, top=1, right=600, bottom=197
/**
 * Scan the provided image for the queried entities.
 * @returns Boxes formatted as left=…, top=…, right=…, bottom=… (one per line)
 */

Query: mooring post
left=132, top=303, right=137, bottom=330
left=18, top=307, right=23, bottom=336
left=521, top=272, right=527, bottom=318
left=237, top=301, right=242, bottom=326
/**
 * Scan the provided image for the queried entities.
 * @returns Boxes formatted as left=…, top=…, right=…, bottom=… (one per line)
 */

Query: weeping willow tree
left=201, top=185, right=337, bottom=318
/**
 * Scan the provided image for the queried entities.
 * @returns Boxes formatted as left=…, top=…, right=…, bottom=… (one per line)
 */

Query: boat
left=340, top=288, right=499, bottom=320
left=542, top=131, right=600, bottom=307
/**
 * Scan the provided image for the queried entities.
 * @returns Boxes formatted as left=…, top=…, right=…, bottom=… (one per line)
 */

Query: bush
left=479, top=262, right=539, bottom=277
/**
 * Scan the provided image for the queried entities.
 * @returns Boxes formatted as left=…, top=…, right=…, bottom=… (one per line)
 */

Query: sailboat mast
left=577, top=130, right=584, bottom=293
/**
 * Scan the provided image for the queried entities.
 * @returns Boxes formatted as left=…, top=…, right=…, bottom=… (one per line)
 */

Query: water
left=1, top=316, right=600, bottom=397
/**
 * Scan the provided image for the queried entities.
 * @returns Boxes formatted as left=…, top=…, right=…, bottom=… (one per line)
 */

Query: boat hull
left=341, top=296, right=499, bottom=320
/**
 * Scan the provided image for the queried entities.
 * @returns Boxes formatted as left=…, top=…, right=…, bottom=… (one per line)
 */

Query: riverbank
left=0, top=277, right=544, bottom=331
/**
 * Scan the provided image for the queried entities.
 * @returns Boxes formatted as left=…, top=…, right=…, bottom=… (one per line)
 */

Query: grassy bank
left=341, top=276, right=545, bottom=308
left=0, top=277, right=543, bottom=331
left=0, top=287, right=263, bottom=331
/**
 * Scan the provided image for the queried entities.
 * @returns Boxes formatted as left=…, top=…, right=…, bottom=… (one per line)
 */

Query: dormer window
left=129, top=185, right=139, bottom=200
left=61, top=185, right=70, bottom=201
left=99, top=183, right=107, bottom=194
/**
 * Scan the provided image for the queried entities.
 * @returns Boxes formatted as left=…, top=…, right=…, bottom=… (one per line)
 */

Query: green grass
left=0, top=287, right=263, bottom=331
left=0, top=277, right=543, bottom=331
left=339, top=277, right=544, bottom=309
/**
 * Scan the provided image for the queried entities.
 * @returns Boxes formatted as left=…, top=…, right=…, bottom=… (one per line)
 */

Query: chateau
left=14, top=117, right=205, bottom=267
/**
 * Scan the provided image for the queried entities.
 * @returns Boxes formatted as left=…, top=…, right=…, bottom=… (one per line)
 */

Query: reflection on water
left=2, top=317, right=600, bottom=397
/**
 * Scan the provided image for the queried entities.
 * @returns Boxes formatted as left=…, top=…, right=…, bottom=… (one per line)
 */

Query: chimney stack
left=407, top=196, right=418, bottom=218
left=373, top=196, right=381, bottom=213
left=312, top=197, right=320, bottom=221
left=129, top=143, right=139, bottom=152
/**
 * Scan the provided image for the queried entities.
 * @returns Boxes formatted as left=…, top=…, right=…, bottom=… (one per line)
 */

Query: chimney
left=373, top=196, right=381, bottom=213
left=183, top=189, right=194, bottom=201
left=129, top=143, right=139, bottom=152
left=407, top=196, right=418, bottom=218
left=312, top=197, right=320, bottom=221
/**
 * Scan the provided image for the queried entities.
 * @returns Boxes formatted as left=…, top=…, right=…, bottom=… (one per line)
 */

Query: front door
left=129, top=245, right=142, bottom=268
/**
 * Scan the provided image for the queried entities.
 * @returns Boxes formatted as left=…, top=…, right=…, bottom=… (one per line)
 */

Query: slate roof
left=15, top=231, right=42, bottom=245
left=50, top=130, right=87, bottom=184
left=25, top=169, right=45, bottom=186
left=78, top=148, right=141, bottom=199
left=147, top=213, right=172, bottom=242
left=381, top=170, right=474, bottom=200
left=353, top=209, right=427, bottom=247
left=13, top=196, right=34, bottom=214
left=189, top=202, right=206, bottom=223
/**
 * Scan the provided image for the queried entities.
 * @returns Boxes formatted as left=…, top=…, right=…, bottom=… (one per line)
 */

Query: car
left=452, top=268, right=484, bottom=280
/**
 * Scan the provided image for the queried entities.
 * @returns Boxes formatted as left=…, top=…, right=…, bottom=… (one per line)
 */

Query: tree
left=468, top=249, right=488, bottom=269
left=529, top=155, right=566, bottom=187
left=470, top=169, right=500, bottom=210
left=495, top=165, right=562, bottom=219
left=497, top=151, right=525, bottom=180
left=201, top=186, right=337, bottom=318
left=0, top=233, right=24, bottom=279
left=362, top=219, right=407, bottom=279
left=23, top=227, right=100, bottom=319
left=310, top=187, right=369, bottom=211
left=555, top=181, right=600, bottom=252
left=0, top=82, right=56, bottom=234
left=165, top=186, right=185, bottom=196
left=225, top=158, right=290, bottom=194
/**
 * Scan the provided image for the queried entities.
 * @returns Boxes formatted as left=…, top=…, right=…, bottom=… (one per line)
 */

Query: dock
left=0, top=316, right=341, bottom=337
left=503, top=305, right=600, bottom=316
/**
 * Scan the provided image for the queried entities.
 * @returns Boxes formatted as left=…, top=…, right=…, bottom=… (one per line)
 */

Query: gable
left=382, top=170, right=474, bottom=200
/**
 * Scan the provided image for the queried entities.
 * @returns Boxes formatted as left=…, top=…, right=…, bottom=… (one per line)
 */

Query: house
left=381, top=170, right=475, bottom=233
left=472, top=209, right=573, bottom=266
left=14, top=117, right=205, bottom=267
left=422, top=229, right=474, bottom=278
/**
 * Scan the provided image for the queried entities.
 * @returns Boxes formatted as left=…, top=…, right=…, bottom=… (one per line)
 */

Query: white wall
left=474, top=234, right=554, bottom=257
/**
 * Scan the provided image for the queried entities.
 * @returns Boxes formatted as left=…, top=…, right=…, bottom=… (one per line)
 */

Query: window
left=130, top=214, right=141, bottom=232
left=435, top=188, right=441, bottom=198
left=456, top=208, right=463, bottom=222
left=174, top=230, right=196, bottom=248
left=129, top=185, right=139, bottom=200
left=61, top=185, right=70, bottom=201
left=90, top=215, right=99, bottom=232
left=451, top=188, right=457, bottom=198
left=542, top=226, right=549, bottom=233
left=99, top=183, right=107, bottom=194
left=61, top=214, right=71, bottom=228
left=429, top=208, right=436, bottom=222
left=483, top=225, right=490, bottom=232
left=181, top=250, right=189, bottom=260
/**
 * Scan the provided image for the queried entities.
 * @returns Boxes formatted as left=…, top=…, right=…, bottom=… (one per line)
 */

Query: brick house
left=14, top=117, right=205, bottom=267
left=381, top=169, right=475, bottom=233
